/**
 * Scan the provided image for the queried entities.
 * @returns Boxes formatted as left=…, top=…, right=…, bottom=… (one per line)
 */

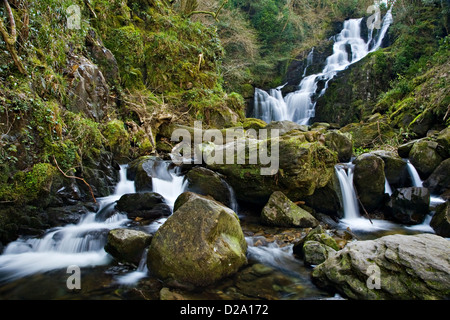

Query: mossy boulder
left=105, top=228, right=152, bottom=266
left=102, top=120, right=131, bottom=160
left=423, top=158, right=450, bottom=195
left=203, top=130, right=338, bottom=205
left=370, top=150, right=408, bottom=187
left=264, top=120, right=309, bottom=136
left=242, top=118, right=268, bottom=131
left=340, top=120, right=395, bottom=148
left=303, top=241, right=336, bottom=266
left=409, top=140, right=444, bottom=179
left=324, top=130, right=353, bottom=162
left=312, top=234, right=450, bottom=300
left=304, top=173, right=343, bottom=218
left=261, top=191, right=319, bottom=228
left=185, top=167, right=234, bottom=209
left=430, top=201, right=450, bottom=237
left=436, top=127, right=450, bottom=159
left=353, top=153, right=386, bottom=212
left=147, top=194, right=247, bottom=287
left=126, top=156, right=168, bottom=192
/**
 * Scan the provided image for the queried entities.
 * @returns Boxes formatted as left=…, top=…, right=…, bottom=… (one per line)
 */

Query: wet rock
left=303, top=241, right=336, bottom=266
left=46, top=204, right=91, bottom=227
left=304, top=173, right=342, bottom=218
left=324, top=130, right=353, bottom=162
left=204, top=130, right=338, bottom=205
left=185, top=167, right=234, bottom=209
left=436, top=127, right=450, bottom=158
left=409, top=140, right=444, bottom=179
left=261, top=191, right=319, bottom=228
left=430, top=201, right=450, bottom=237
left=116, top=192, right=171, bottom=220
left=397, top=139, right=421, bottom=158
left=370, top=150, right=408, bottom=187
left=387, top=187, right=430, bottom=225
left=105, top=228, right=152, bottom=266
left=312, top=233, right=450, bottom=300
left=127, top=156, right=169, bottom=192
left=67, top=55, right=111, bottom=121
left=423, top=158, right=450, bottom=195
left=353, top=153, right=386, bottom=211
left=147, top=194, right=247, bottom=287
left=340, top=120, right=395, bottom=149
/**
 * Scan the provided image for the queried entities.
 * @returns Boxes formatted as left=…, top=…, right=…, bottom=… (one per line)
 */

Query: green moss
left=102, top=120, right=131, bottom=158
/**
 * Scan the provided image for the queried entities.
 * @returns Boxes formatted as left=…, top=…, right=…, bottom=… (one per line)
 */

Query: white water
left=335, top=164, right=360, bottom=220
left=152, top=168, right=187, bottom=210
left=406, top=159, right=423, bottom=188
left=0, top=165, right=133, bottom=283
left=254, top=5, right=394, bottom=125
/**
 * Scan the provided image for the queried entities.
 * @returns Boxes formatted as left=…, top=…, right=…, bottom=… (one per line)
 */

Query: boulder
left=204, top=130, right=338, bottom=204
left=370, top=150, right=408, bottom=187
left=409, top=140, right=444, bottom=179
left=312, top=233, right=450, bottom=300
left=303, top=241, right=336, bottom=266
left=436, top=127, right=450, bottom=158
left=116, top=192, right=171, bottom=220
left=185, top=167, right=234, bottom=209
left=104, top=228, right=152, bottom=265
left=304, top=173, right=343, bottom=218
left=423, top=158, right=450, bottom=195
left=340, top=121, right=395, bottom=149
left=397, top=139, right=421, bottom=158
left=147, top=195, right=247, bottom=287
left=261, top=191, right=319, bottom=228
left=353, top=153, right=386, bottom=211
left=387, top=187, right=430, bottom=225
left=430, top=201, right=450, bottom=237
left=324, top=130, right=353, bottom=162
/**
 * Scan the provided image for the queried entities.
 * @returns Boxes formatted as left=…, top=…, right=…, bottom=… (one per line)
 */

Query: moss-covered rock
left=204, top=130, right=338, bottom=204
left=423, top=158, right=450, bottom=195
left=303, top=240, right=336, bottom=266
left=261, top=191, right=319, bottom=228
left=430, top=201, right=450, bottom=237
left=105, top=228, right=152, bottom=266
left=324, top=130, right=353, bottom=162
left=116, top=192, right=171, bottom=220
left=370, top=150, right=408, bottom=187
left=353, top=153, right=386, bottom=212
left=102, top=120, right=131, bottom=161
left=340, top=120, right=395, bottom=149
left=242, top=118, right=268, bottom=131
left=185, top=167, right=235, bottom=209
left=147, top=194, right=247, bottom=287
left=409, top=140, right=444, bottom=179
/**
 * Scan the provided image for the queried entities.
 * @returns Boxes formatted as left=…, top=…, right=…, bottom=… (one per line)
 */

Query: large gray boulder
left=261, top=191, right=319, bottom=228
left=312, top=233, right=450, bottom=300
left=409, top=140, right=444, bottom=179
left=147, top=194, right=247, bottom=287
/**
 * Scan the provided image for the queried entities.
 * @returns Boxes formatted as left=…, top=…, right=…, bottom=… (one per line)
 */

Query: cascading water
left=0, top=165, right=133, bottom=284
left=405, top=159, right=423, bottom=188
left=335, top=164, right=360, bottom=220
left=253, top=4, right=394, bottom=125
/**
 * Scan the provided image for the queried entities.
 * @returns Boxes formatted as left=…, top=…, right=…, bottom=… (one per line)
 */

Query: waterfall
left=405, top=160, right=423, bottom=188
left=302, top=47, right=315, bottom=77
left=253, top=4, right=394, bottom=125
left=0, top=165, right=132, bottom=284
left=335, top=164, right=360, bottom=220
left=151, top=164, right=188, bottom=210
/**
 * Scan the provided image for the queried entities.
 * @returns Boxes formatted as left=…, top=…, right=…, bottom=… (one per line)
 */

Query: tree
left=0, top=0, right=27, bottom=75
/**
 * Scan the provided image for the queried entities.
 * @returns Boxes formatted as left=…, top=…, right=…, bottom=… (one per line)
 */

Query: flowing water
left=253, top=6, right=394, bottom=125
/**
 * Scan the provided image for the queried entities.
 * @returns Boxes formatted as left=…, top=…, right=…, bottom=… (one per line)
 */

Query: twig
left=53, top=155, right=97, bottom=203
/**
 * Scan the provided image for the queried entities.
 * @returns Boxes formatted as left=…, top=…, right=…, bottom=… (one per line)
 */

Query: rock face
left=371, top=150, right=408, bottom=187
left=126, top=156, right=170, bottom=192
left=387, top=187, right=430, bottom=224
left=312, top=233, right=450, bottom=300
left=147, top=194, right=247, bottom=287
left=424, top=158, right=450, bottom=196
left=430, top=202, right=450, bottom=237
left=324, top=130, right=353, bottom=163
left=67, top=55, right=111, bottom=121
left=353, top=153, right=386, bottom=211
left=261, top=191, right=319, bottom=228
left=105, top=229, right=152, bottom=265
left=204, top=130, right=338, bottom=205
